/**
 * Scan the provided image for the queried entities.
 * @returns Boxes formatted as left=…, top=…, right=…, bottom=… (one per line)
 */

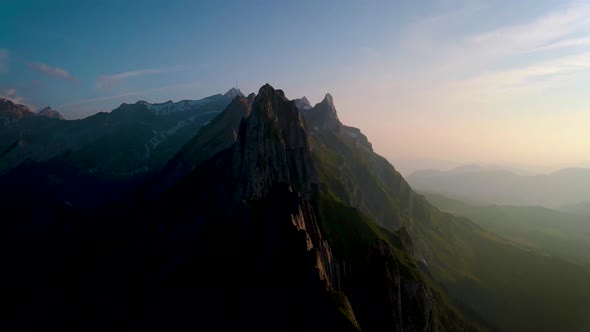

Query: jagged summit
left=256, top=83, right=278, bottom=98
left=293, top=96, right=312, bottom=111
left=246, top=92, right=256, bottom=103
left=323, top=93, right=334, bottom=106
left=38, top=106, right=64, bottom=120
left=0, top=98, right=35, bottom=121
left=145, top=83, right=468, bottom=331
left=233, top=83, right=316, bottom=199
left=223, top=87, right=244, bottom=99
left=303, top=92, right=341, bottom=131
left=1, top=99, right=63, bottom=121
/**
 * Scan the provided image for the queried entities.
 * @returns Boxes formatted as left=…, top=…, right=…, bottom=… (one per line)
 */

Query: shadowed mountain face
left=145, top=84, right=468, bottom=331
left=0, top=84, right=471, bottom=331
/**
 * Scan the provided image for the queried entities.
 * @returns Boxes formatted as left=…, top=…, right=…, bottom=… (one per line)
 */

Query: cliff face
left=232, top=84, right=316, bottom=199
left=149, top=84, right=466, bottom=331
left=303, top=93, right=342, bottom=131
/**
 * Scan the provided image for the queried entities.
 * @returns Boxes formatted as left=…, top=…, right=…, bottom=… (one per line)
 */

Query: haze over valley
left=2, top=1, right=590, bottom=331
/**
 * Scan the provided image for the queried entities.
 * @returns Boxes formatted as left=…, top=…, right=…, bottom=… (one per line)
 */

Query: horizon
left=3, top=0, right=590, bottom=170
left=3, top=3, right=590, bottom=331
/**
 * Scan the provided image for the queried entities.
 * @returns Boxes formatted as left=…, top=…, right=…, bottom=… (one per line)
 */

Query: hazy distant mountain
left=560, top=200, right=590, bottom=218
left=0, top=90, right=237, bottom=176
left=408, top=166, right=590, bottom=208
left=422, top=191, right=590, bottom=266
left=37, top=106, right=64, bottom=119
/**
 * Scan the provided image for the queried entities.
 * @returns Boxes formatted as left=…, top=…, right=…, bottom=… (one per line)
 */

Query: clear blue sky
left=2, top=0, right=589, bottom=170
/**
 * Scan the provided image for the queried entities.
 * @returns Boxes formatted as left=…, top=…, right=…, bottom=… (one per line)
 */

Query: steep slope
left=302, top=94, right=411, bottom=231
left=148, top=84, right=471, bottom=331
left=302, top=95, right=590, bottom=331
left=152, top=93, right=255, bottom=191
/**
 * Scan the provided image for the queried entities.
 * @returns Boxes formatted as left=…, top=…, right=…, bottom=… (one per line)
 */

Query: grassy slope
left=312, top=191, right=474, bottom=332
left=310, top=128, right=590, bottom=332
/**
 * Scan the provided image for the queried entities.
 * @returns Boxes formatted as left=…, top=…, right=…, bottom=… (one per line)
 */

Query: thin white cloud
left=452, top=52, right=590, bottom=94
left=26, top=62, right=77, bottom=82
left=535, top=37, right=590, bottom=51
left=389, top=0, right=590, bottom=101
left=96, top=68, right=172, bottom=89
left=0, top=49, right=9, bottom=73
left=469, top=2, right=590, bottom=55
left=399, top=1, right=485, bottom=52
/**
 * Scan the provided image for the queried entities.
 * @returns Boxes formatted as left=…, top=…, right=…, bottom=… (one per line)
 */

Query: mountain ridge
left=408, top=165, right=590, bottom=207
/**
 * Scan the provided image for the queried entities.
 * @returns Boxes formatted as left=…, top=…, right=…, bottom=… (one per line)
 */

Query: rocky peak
left=38, top=106, right=64, bottom=120
left=224, top=87, right=245, bottom=100
left=323, top=93, right=334, bottom=106
left=303, top=93, right=342, bottom=131
left=0, top=98, right=35, bottom=122
left=232, top=83, right=317, bottom=199
left=293, top=96, right=312, bottom=111
left=246, top=92, right=256, bottom=104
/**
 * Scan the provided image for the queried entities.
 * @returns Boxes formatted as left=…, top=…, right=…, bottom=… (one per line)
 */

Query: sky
left=2, top=0, right=590, bottom=173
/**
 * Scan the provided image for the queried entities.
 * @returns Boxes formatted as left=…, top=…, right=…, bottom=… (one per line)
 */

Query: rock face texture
left=232, top=84, right=317, bottom=199
left=303, top=93, right=342, bottom=131
left=294, top=96, right=312, bottom=111
left=146, top=84, right=463, bottom=331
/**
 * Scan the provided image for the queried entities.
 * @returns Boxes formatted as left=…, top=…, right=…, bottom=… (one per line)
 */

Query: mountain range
left=421, top=191, right=590, bottom=266
left=1, top=84, right=590, bottom=331
left=408, top=166, right=590, bottom=208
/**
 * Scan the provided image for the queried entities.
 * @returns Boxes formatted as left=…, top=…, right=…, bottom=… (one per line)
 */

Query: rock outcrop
left=303, top=93, right=342, bottom=131
left=0, top=98, right=35, bottom=124
left=232, top=84, right=317, bottom=199
left=38, top=106, right=64, bottom=120
left=294, top=96, right=312, bottom=111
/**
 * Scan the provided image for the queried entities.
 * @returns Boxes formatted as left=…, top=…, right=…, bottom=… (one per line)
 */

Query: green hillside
left=308, top=121, right=590, bottom=331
